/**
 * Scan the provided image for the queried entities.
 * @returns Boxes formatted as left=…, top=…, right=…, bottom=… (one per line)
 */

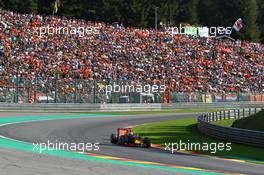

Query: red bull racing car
left=110, top=128, right=151, bottom=148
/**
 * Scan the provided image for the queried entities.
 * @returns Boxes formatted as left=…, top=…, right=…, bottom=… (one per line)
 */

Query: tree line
left=0, top=0, right=263, bottom=42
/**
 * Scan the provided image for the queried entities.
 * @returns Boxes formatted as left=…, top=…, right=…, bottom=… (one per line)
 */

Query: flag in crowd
left=0, top=39, right=4, bottom=54
left=53, top=0, right=61, bottom=14
left=233, top=18, right=244, bottom=32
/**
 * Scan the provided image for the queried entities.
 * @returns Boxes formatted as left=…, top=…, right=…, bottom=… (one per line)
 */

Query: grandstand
left=0, top=9, right=263, bottom=103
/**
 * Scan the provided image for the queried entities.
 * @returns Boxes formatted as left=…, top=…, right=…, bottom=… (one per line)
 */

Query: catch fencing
left=0, top=78, right=264, bottom=104
left=0, top=101, right=263, bottom=112
left=198, top=108, right=264, bottom=147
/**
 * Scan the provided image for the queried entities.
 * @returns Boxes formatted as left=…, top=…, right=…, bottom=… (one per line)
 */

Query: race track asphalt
left=0, top=112, right=263, bottom=175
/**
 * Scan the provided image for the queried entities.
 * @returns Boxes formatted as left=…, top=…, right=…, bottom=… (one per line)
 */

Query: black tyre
left=143, top=137, right=151, bottom=148
left=110, top=134, right=116, bottom=144
left=119, top=135, right=125, bottom=146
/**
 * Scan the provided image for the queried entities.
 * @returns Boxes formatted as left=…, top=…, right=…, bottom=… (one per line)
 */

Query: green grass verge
left=214, top=119, right=235, bottom=127
left=232, top=110, right=264, bottom=132
left=214, top=110, right=264, bottom=131
left=133, top=118, right=264, bottom=163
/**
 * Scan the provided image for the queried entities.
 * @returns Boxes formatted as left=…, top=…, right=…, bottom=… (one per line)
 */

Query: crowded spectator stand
left=0, top=9, right=263, bottom=103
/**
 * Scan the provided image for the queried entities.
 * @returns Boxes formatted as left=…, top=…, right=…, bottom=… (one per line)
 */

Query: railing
left=0, top=77, right=264, bottom=103
left=198, top=108, right=264, bottom=147
left=0, top=102, right=263, bottom=112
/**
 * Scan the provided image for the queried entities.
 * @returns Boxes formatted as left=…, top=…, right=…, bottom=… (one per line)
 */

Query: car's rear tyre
left=143, top=137, right=151, bottom=148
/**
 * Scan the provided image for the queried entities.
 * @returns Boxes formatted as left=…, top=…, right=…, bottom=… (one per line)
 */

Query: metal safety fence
left=0, top=102, right=263, bottom=112
left=0, top=77, right=263, bottom=103
left=198, top=108, right=264, bottom=147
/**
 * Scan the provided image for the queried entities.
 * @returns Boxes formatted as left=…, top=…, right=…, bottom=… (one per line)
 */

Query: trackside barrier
left=0, top=102, right=263, bottom=112
left=198, top=108, right=264, bottom=147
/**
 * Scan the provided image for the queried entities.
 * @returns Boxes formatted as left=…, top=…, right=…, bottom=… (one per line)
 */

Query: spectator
left=0, top=8, right=263, bottom=103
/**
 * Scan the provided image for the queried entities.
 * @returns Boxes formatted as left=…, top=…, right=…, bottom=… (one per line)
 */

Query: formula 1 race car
left=110, top=128, right=151, bottom=148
